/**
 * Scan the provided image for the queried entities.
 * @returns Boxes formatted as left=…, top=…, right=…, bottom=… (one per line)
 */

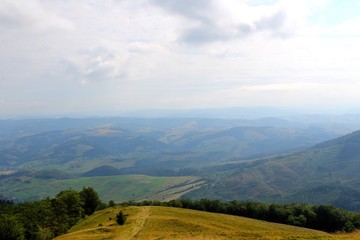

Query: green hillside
left=186, top=130, right=360, bottom=211
left=55, top=206, right=359, bottom=240
left=0, top=174, right=203, bottom=202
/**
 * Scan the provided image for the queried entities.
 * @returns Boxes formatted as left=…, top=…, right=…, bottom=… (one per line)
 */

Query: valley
left=0, top=173, right=203, bottom=202
left=1, top=116, right=360, bottom=212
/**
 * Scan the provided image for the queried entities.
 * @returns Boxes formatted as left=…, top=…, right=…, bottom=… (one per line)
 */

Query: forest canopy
left=0, top=187, right=101, bottom=240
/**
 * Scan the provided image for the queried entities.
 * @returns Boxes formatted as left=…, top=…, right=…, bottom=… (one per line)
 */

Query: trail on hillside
left=130, top=206, right=150, bottom=239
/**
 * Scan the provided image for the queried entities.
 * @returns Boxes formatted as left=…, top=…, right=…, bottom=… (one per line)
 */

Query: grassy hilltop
left=55, top=206, right=360, bottom=240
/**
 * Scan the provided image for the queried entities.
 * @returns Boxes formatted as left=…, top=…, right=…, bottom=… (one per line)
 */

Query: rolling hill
left=55, top=206, right=359, bottom=240
left=0, top=117, right=339, bottom=173
left=0, top=128, right=168, bottom=168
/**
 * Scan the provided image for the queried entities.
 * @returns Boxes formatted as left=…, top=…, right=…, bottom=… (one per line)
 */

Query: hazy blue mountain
left=0, top=128, right=169, bottom=167
left=0, top=117, right=340, bottom=171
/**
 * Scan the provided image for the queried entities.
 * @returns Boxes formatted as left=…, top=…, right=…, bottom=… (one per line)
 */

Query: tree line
left=3, top=188, right=360, bottom=239
left=0, top=187, right=102, bottom=240
left=125, top=198, right=360, bottom=233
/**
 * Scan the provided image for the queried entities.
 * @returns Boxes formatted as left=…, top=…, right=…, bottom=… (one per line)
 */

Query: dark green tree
left=80, top=187, right=100, bottom=215
left=15, top=199, right=53, bottom=240
left=108, top=200, right=116, bottom=207
left=0, top=214, right=25, bottom=240
left=51, top=189, right=83, bottom=235
left=314, top=205, right=348, bottom=232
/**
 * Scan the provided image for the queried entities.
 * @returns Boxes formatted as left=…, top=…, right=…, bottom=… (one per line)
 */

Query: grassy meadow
left=0, top=175, right=203, bottom=202
left=55, top=206, right=360, bottom=240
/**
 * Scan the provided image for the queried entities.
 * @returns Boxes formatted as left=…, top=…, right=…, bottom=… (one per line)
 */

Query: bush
left=343, top=221, right=355, bottom=232
left=116, top=211, right=127, bottom=225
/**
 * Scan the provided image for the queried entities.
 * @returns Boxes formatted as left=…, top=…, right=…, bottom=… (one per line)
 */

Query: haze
left=1, top=0, right=360, bottom=118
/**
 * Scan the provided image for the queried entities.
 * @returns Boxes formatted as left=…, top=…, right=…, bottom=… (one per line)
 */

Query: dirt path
left=130, top=206, right=150, bottom=239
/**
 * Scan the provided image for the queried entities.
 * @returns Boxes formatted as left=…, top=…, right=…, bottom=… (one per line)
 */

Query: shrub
left=116, top=211, right=127, bottom=225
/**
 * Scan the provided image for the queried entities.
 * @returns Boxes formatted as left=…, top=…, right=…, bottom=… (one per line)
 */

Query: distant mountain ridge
left=0, top=128, right=169, bottom=167
left=0, top=119, right=339, bottom=170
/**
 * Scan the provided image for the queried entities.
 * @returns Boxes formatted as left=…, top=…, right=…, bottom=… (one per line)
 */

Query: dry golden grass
left=55, top=206, right=360, bottom=240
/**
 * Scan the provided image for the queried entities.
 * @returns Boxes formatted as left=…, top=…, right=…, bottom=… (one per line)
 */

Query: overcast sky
left=1, top=0, right=360, bottom=117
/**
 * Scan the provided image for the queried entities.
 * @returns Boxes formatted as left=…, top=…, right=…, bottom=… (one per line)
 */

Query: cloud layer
left=1, top=0, right=360, bottom=117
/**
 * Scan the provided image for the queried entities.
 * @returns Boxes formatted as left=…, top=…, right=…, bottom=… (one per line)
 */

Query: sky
left=1, top=0, right=360, bottom=117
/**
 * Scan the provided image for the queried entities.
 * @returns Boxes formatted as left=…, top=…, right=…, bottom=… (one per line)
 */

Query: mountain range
left=1, top=116, right=360, bottom=211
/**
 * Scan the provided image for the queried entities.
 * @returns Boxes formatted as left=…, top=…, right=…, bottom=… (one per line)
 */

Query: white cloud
left=1, top=0, right=360, bottom=117
left=66, top=44, right=130, bottom=84
left=150, top=0, right=298, bottom=44
left=0, top=0, right=74, bottom=32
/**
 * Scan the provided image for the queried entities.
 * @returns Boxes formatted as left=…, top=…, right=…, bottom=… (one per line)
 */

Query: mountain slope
left=174, top=126, right=334, bottom=159
left=54, top=206, right=356, bottom=240
left=186, top=130, right=360, bottom=210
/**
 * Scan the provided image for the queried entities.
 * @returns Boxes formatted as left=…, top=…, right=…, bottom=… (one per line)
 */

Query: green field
left=0, top=175, right=203, bottom=202
left=55, top=206, right=360, bottom=240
